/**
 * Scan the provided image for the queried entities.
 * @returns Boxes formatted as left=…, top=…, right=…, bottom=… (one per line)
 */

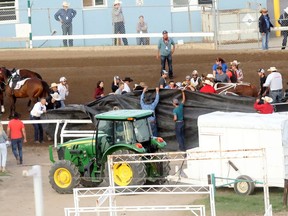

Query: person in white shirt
left=122, top=77, right=133, bottom=93
left=30, top=98, right=47, bottom=143
left=58, top=76, right=69, bottom=108
left=263, top=66, right=283, bottom=103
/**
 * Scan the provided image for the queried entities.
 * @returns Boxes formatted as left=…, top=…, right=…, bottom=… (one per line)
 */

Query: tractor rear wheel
left=49, top=160, right=81, bottom=194
left=105, top=149, right=147, bottom=186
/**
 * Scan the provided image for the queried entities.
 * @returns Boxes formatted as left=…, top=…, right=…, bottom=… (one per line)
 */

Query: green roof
left=95, top=109, right=153, bottom=120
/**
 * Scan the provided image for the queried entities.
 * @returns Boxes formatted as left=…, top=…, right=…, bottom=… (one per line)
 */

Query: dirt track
left=0, top=47, right=288, bottom=215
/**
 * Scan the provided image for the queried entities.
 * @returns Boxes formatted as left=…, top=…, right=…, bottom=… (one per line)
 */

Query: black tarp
left=44, top=90, right=255, bottom=150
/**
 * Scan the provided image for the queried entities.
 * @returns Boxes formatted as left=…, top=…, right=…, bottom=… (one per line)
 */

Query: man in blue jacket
left=258, top=8, right=274, bottom=50
left=54, top=1, right=77, bottom=47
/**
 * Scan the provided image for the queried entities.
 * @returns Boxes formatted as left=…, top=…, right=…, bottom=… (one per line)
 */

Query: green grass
left=193, top=187, right=288, bottom=215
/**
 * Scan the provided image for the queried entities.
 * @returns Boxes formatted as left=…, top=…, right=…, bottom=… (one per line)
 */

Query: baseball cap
left=114, top=75, right=120, bottom=80
left=162, top=30, right=168, bottom=34
left=257, top=68, right=265, bottom=73
left=162, top=70, right=168, bottom=75
left=59, top=77, right=67, bottom=82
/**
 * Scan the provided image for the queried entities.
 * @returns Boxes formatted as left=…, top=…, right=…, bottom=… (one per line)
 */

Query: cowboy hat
left=260, top=8, right=268, bottom=13
left=204, top=79, right=213, bottom=86
left=230, top=60, right=240, bottom=65
left=113, top=0, right=122, bottom=5
left=284, top=7, right=288, bottom=14
left=206, top=74, right=214, bottom=79
left=267, top=67, right=277, bottom=72
left=261, top=96, right=273, bottom=103
left=62, top=1, right=69, bottom=7
left=50, top=92, right=61, bottom=101
left=59, top=76, right=67, bottom=82
left=123, top=77, right=133, bottom=82
left=50, top=82, right=58, bottom=88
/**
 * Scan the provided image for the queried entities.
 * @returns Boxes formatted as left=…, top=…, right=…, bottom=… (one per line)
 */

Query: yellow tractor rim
left=113, top=163, right=133, bottom=186
left=54, top=168, right=72, bottom=188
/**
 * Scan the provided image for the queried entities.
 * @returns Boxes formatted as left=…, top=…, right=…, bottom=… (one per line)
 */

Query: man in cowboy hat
left=278, top=7, right=288, bottom=50
left=54, top=1, right=77, bottom=47
left=254, top=96, right=274, bottom=114
left=263, top=67, right=283, bottom=103
left=122, top=77, right=133, bottom=93
left=258, top=8, right=274, bottom=50
left=112, top=0, right=128, bottom=45
left=230, top=60, right=243, bottom=83
left=199, top=79, right=216, bottom=93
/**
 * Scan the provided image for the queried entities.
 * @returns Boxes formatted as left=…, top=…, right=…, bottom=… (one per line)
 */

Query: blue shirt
left=264, top=15, right=270, bottom=30
left=54, top=8, right=77, bottom=24
left=212, top=63, right=228, bottom=73
left=158, top=38, right=175, bottom=56
left=173, top=103, right=184, bottom=121
left=140, top=92, right=159, bottom=122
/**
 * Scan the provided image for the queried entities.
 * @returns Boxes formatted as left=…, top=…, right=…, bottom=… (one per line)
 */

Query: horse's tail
left=40, top=80, right=50, bottom=98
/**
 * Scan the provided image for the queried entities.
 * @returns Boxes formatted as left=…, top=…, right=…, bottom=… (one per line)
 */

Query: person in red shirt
left=7, top=112, right=27, bottom=165
left=94, top=81, right=104, bottom=100
left=254, top=96, right=274, bottom=114
left=200, top=79, right=216, bottom=93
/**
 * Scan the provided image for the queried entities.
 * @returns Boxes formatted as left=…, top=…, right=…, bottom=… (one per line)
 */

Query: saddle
left=9, top=78, right=30, bottom=90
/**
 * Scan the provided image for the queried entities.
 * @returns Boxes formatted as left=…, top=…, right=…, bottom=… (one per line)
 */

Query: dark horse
left=0, top=67, right=45, bottom=114
left=214, top=82, right=258, bottom=97
left=0, top=68, right=50, bottom=117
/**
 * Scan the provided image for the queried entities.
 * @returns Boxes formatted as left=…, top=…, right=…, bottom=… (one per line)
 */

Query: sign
left=242, top=13, right=255, bottom=26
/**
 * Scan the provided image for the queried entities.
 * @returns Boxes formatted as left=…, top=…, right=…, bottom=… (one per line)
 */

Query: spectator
left=254, top=96, right=274, bottom=114
left=212, top=57, right=228, bottom=77
left=263, top=67, right=283, bottom=103
left=7, top=112, right=26, bottom=165
left=58, top=76, right=69, bottom=108
left=122, top=77, right=133, bottom=93
left=133, top=82, right=146, bottom=91
left=30, top=98, right=47, bottom=144
left=230, top=60, right=243, bottom=83
left=0, top=123, right=8, bottom=172
left=226, top=69, right=238, bottom=83
left=46, top=92, right=61, bottom=110
left=257, top=68, right=268, bottom=97
left=215, top=66, right=230, bottom=83
left=54, top=1, right=77, bottom=47
left=157, top=30, right=175, bottom=79
left=115, top=83, right=125, bottom=95
left=140, top=87, right=159, bottom=137
left=278, top=7, right=288, bottom=50
left=190, top=70, right=202, bottom=90
left=259, top=8, right=274, bottom=50
left=165, top=80, right=177, bottom=89
left=136, top=15, right=148, bottom=45
left=159, top=70, right=168, bottom=89
left=111, top=76, right=120, bottom=93
left=172, top=90, right=186, bottom=151
left=94, top=81, right=105, bottom=100
left=200, top=79, right=216, bottom=93
left=112, top=0, right=128, bottom=45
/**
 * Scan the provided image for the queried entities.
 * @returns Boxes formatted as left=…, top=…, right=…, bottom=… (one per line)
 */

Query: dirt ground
left=0, top=47, right=288, bottom=216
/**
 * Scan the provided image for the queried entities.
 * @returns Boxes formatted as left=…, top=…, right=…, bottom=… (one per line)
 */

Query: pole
left=213, top=0, right=218, bottom=50
left=27, top=0, right=33, bottom=48
left=273, top=0, right=281, bottom=37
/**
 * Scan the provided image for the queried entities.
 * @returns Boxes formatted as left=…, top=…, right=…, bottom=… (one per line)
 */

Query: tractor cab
left=95, top=110, right=156, bottom=154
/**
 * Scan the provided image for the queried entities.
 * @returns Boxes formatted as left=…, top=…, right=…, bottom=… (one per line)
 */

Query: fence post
left=27, top=0, right=33, bottom=48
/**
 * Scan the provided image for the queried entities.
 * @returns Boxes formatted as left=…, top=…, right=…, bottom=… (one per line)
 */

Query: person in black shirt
left=257, top=68, right=268, bottom=97
left=111, top=76, right=121, bottom=93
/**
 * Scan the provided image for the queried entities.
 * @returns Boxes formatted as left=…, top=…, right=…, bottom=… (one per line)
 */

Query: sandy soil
left=0, top=47, right=288, bottom=216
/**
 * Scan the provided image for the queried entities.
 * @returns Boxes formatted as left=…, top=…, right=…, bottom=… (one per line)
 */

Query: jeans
left=282, top=31, right=288, bottom=48
left=261, top=32, right=270, bottom=50
left=60, top=100, right=66, bottom=108
left=269, top=90, right=283, bottom=103
left=0, top=143, right=7, bottom=167
left=30, top=115, right=43, bottom=142
left=160, top=54, right=173, bottom=77
left=11, top=138, right=23, bottom=163
left=175, top=121, right=185, bottom=151
left=150, top=121, right=158, bottom=137
left=114, top=22, right=128, bottom=45
left=62, top=23, right=73, bottom=47
left=137, top=37, right=148, bottom=45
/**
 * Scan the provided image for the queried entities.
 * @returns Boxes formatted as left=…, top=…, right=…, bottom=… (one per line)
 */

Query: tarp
left=44, top=89, right=255, bottom=150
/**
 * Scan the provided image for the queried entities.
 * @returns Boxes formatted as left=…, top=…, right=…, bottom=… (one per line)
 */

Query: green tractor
left=49, top=109, right=171, bottom=194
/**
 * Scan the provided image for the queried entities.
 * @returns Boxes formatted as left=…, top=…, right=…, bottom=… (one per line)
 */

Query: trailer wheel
left=49, top=160, right=81, bottom=194
left=234, top=175, right=255, bottom=195
left=105, top=149, right=147, bottom=186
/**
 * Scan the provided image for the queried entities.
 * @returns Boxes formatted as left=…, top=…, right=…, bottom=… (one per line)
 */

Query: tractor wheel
left=146, top=150, right=171, bottom=185
left=234, top=175, right=255, bottom=195
left=49, top=160, right=81, bottom=194
left=105, top=149, right=147, bottom=186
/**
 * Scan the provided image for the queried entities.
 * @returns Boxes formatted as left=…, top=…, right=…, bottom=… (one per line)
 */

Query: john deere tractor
left=49, top=109, right=170, bottom=194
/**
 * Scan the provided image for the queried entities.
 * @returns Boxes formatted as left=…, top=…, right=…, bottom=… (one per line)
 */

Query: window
left=172, top=0, right=201, bottom=12
left=83, top=0, right=107, bottom=8
left=0, top=0, right=16, bottom=22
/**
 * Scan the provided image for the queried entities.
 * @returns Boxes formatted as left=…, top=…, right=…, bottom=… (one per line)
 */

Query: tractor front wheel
left=49, top=160, right=81, bottom=194
left=105, top=149, right=147, bottom=186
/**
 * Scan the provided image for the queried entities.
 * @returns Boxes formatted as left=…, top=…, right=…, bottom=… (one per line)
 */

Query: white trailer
left=183, top=111, right=288, bottom=195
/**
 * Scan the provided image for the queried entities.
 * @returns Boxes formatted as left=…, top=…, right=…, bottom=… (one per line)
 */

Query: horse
left=0, top=67, right=44, bottom=113
left=0, top=68, right=50, bottom=117
left=214, top=82, right=258, bottom=97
